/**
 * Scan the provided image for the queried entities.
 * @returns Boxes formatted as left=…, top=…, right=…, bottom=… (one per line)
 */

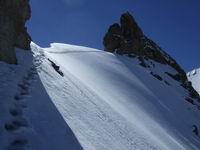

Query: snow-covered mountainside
left=1, top=42, right=200, bottom=150
left=188, top=69, right=200, bottom=95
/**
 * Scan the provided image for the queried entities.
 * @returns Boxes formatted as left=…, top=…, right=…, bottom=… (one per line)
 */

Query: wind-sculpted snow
left=45, top=43, right=101, bottom=53
left=31, top=42, right=200, bottom=150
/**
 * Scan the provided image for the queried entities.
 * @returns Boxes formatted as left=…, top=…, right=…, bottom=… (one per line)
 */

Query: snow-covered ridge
left=34, top=43, right=200, bottom=149
left=188, top=68, right=200, bottom=94
left=1, top=42, right=200, bottom=150
left=44, top=43, right=101, bottom=53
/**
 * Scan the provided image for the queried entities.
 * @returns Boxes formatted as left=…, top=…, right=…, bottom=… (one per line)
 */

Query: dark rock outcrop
left=48, top=58, right=64, bottom=77
left=0, top=0, right=31, bottom=64
left=104, top=11, right=200, bottom=101
left=104, top=12, right=143, bottom=55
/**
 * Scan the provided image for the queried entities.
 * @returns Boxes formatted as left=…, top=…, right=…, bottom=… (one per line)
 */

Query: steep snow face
left=188, top=68, right=200, bottom=95
left=0, top=48, right=82, bottom=150
left=32, top=42, right=200, bottom=150
left=1, top=42, right=200, bottom=150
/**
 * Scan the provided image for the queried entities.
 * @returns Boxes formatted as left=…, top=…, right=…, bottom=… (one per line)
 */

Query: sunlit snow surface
left=1, top=42, right=200, bottom=150
left=188, top=68, right=200, bottom=95
left=33, top=42, right=200, bottom=150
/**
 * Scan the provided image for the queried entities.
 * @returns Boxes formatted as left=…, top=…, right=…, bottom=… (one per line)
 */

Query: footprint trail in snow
left=4, top=66, right=37, bottom=150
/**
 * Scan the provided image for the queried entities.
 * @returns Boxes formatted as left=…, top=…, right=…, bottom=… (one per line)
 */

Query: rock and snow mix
left=188, top=68, right=200, bottom=95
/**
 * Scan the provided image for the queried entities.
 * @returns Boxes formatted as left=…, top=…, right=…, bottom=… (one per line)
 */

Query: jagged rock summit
left=104, top=11, right=200, bottom=102
left=104, top=11, right=143, bottom=54
left=0, top=0, right=31, bottom=64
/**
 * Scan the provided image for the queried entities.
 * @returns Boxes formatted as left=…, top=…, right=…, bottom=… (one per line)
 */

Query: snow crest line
left=45, top=49, right=104, bottom=54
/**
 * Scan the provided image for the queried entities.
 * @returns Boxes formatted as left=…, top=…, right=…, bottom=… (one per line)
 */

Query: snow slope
left=1, top=42, right=200, bottom=150
left=188, top=68, right=200, bottom=95
left=0, top=48, right=82, bottom=150
left=33, top=43, right=200, bottom=150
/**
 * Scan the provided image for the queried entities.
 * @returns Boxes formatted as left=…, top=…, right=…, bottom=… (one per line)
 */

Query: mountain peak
left=103, top=12, right=143, bottom=54
left=120, top=11, right=143, bottom=39
left=103, top=12, right=200, bottom=101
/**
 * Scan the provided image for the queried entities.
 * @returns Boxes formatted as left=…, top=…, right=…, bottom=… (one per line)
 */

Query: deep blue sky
left=28, top=0, right=200, bottom=71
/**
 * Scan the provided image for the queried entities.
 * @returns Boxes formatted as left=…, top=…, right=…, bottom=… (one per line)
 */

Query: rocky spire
left=0, top=0, right=31, bottom=64
left=103, top=11, right=143, bottom=54
left=103, top=11, right=200, bottom=101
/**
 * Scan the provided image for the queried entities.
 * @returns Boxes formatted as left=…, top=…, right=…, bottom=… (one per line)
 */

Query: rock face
left=104, top=12, right=200, bottom=101
left=0, top=0, right=31, bottom=64
left=104, top=12, right=143, bottom=55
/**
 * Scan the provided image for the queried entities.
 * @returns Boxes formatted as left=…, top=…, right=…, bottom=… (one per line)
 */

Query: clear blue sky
left=28, top=0, right=200, bottom=71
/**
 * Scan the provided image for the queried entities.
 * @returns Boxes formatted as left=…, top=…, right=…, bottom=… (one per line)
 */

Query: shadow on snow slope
left=0, top=46, right=83, bottom=150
